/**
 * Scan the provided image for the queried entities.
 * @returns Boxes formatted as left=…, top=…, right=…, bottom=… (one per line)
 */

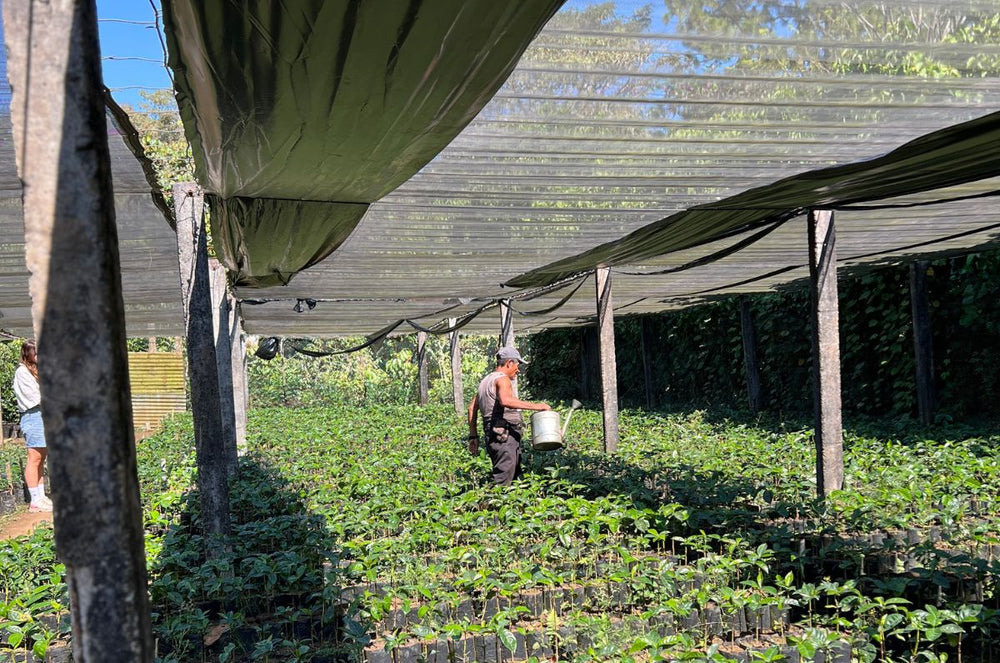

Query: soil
left=0, top=508, right=52, bottom=540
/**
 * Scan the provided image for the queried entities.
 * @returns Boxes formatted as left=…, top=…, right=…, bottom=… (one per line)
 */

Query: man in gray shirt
left=467, top=347, right=550, bottom=485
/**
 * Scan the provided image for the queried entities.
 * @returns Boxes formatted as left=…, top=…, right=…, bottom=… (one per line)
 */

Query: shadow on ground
left=147, top=459, right=359, bottom=662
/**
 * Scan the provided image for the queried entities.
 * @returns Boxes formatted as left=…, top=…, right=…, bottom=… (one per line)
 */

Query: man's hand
left=537, top=403, right=552, bottom=411
left=468, top=435, right=479, bottom=455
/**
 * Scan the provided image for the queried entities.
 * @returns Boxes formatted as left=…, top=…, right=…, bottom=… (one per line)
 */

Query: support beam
left=147, top=336, right=157, bottom=352
left=499, top=299, right=515, bottom=348
left=5, top=0, right=153, bottom=658
left=175, top=182, right=232, bottom=546
left=417, top=330, right=429, bottom=406
left=807, top=209, right=844, bottom=498
left=639, top=317, right=656, bottom=409
left=909, top=260, right=935, bottom=425
left=449, top=318, right=463, bottom=415
left=499, top=299, right=517, bottom=395
left=595, top=267, right=620, bottom=454
left=739, top=298, right=763, bottom=413
left=209, top=259, right=239, bottom=473
left=230, top=302, right=248, bottom=451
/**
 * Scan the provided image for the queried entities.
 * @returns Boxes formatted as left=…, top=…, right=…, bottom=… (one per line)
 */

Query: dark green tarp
left=507, top=111, right=1000, bottom=288
left=163, top=0, right=564, bottom=287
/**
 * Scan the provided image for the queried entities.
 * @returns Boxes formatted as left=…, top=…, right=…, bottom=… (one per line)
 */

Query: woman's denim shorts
left=20, top=409, right=46, bottom=449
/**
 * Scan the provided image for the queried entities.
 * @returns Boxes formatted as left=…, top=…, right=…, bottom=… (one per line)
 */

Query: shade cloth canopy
left=162, top=0, right=564, bottom=287
left=194, top=0, right=1000, bottom=337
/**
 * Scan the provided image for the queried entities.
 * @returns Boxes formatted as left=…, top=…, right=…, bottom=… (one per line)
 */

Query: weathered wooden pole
left=174, top=183, right=232, bottom=547
left=909, top=261, right=935, bottom=425
left=5, top=0, right=154, bottom=658
left=500, top=299, right=515, bottom=348
left=209, top=259, right=239, bottom=473
left=640, top=317, right=656, bottom=409
left=417, top=330, right=429, bottom=406
left=147, top=337, right=157, bottom=352
left=230, top=302, right=248, bottom=451
left=740, top=298, right=763, bottom=413
left=595, top=267, right=620, bottom=453
left=449, top=318, right=463, bottom=415
left=499, top=299, right=518, bottom=395
left=807, top=209, right=844, bottom=498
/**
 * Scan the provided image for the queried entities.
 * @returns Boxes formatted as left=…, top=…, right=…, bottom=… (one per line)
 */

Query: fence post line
left=909, top=260, right=935, bottom=425
left=174, top=182, right=232, bottom=549
left=595, top=267, right=620, bottom=454
left=808, top=209, right=844, bottom=499
left=449, top=318, right=463, bottom=415
left=5, top=0, right=153, bottom=656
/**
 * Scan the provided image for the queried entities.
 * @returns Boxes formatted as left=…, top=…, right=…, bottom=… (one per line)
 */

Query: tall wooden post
left=499, top=299, right=517, bottom=395
left=230, top=302, right=248, bottom=451
left=5, top=0, right=153, bottom=658
left=640, top=317, right=656, bottom=409
left=175, top=183, right=232, bottom=546
left=909, top=261, right=935, bottom=425
left=808, top=209, right=844, bottom=498
left=500, top=299, right=515, bottom=348
left=449, top=318, right=463, bottom=415
left=209, top=259, right=239, bottom=474
left=417, top=331, right=429, bottom=406
left=740, top=298, right=763, bottom=413
left=596, top=267, right=620, bottom=453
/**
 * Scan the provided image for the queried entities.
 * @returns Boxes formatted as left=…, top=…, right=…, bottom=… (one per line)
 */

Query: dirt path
left=0, top=509, right=52, bottom=540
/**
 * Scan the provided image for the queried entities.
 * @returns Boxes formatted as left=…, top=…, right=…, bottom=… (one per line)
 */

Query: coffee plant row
left=2, top=405, right=999, bottom=661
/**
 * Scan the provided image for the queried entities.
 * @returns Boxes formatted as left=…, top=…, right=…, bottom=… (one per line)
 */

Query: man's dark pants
left=486, top=429, right=522, bottom=486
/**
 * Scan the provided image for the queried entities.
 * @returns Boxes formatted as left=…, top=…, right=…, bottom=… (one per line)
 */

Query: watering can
left=529, top=399, right=582, bottom=451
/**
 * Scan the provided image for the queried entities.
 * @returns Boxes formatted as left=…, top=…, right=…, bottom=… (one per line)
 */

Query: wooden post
left=449, top=318, right=463, bottom=415
left=209, top=259, right=239, bottom=473
left=499, top=299, right=515, bottom=348
left=640, top=317, right=656, bottom=409
left=4, top=0, right=153, bottom=657
left=595, top=267, right=620, bottom=454
left=147, top=336, right=157, bottom=352
left=499, top=299, right=517, bottom=395
left=740, top=298, right=763, bottom=413
left=417, top=331, right=429, bottom=406
left=175, top=182, right=232, bottom=546
left=230, top=301, right=248, bottom=450
left=909, top=261, right=935, bottom=425
left=808, top=209, right=844, bottom=498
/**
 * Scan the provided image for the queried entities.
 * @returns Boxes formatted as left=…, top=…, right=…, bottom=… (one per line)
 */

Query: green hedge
left=525, top=251, right=1000, bottom=419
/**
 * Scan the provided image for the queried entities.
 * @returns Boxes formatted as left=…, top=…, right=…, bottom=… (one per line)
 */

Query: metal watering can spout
left=560, top=399, right=582, bottom=439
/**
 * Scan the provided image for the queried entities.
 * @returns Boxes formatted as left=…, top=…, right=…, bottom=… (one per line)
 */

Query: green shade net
left=507, top=111, right=1000, bottom=288
left=162, top=0, right=564, bottom=287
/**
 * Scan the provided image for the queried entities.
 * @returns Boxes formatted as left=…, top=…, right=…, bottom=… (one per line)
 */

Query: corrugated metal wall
left=128, top=352, right=186, bottom=432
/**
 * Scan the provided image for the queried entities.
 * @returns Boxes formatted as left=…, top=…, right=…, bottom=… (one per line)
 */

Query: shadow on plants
left=148, top=458, right=359, bottom=663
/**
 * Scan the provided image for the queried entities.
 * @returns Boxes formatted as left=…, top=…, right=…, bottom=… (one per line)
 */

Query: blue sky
left=96, top=0, right=172, bottom=108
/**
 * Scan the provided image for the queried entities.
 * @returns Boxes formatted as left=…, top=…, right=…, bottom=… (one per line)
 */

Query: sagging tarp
left=162, top=0, right=564, bottom=287
left=507, top=111, right=1000, bottom=288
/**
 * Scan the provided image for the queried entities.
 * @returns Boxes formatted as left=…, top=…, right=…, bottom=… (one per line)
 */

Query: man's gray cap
left=497, top=346, right=529, bottom=365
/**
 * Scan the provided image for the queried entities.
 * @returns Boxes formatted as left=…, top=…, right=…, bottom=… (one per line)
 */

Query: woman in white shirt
left=13, top=341, right=50, bottom=512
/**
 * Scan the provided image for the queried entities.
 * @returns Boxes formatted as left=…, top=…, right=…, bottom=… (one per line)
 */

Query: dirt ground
left=1, top=435, right=53, bottom=541
left=0, top=508, right=52, bottom=540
